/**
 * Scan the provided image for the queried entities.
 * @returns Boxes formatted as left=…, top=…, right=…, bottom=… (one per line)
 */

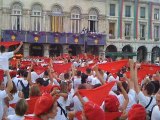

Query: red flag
left=98, top=60, right=128, bottom=74
left=78, top=82, right=115, bottom=106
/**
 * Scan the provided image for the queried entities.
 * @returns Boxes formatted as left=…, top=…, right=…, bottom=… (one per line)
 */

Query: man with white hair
left=151, top=90, right=160, bottom=120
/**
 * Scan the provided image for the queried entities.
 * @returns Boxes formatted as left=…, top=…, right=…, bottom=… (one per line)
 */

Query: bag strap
left=57, top=102, right=68, bottom=119
left=150, top=104, right=157, bottom=117
left=145, top=97, right=153, bottom=109
left=19, top=80, right=29, bottom=89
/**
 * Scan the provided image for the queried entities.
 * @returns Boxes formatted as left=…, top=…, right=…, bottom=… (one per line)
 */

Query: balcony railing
left=140, top=37, right=145, bottom=40
left=125, top=36, right=130, bottom=40
left=154, top=38, right=159, bottom=41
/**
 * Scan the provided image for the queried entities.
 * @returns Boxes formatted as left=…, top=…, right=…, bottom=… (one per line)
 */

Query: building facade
left=0, top=0, right=160, bottom=62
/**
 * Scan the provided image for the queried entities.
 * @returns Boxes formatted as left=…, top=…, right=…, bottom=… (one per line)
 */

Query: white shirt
left=0, top=52, right=14, bottom=70
left=31, top=71, right=39, bottom=83
left=137, top=91, right=156, bottom=111
left=73, top=77, right=81, bottom=90
left=17, top=78, right=29, bottom=91
left=12, top=77, right=19, bottom=89
left=7, top=114, right=24, bottom=120
left=151, top=105, right=160, bottom=120
left=0, top=90, right=8, bottom=120
left=118, top=89, right=137, bottom=112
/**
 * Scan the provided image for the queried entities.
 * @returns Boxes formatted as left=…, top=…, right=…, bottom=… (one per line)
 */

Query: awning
left=106, top=52, right=137, bottom=57
left=0, top=41, right=20, bottom=47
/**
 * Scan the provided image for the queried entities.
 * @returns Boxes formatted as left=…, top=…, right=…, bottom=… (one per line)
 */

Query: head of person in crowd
left=0, top=46, right=5, bottom=53
left=36, top=78, right=44, bottom=86
left=34, top=93, right=58, bottom=120
left=29, top=85, right=41, bottom=97
left=128, top=104, right=146, bottom=120
left=156, top=90, right=160, bottom=109
left=76, top=70, right=82, bottom=78
left=43, top=70, right=49, bottom=78
left=141, top=81, right=155, bottom=96
left=117, top=81, right=129, bottom=94
left=64, top=72, right=70, bottom=81
left=60, top=81, right=68, bottom=93
left=9, top=70, right=17, bottom=79
left=104, top=94, right=120, bottom=112
left=81, top=73, right=88, bottom=84
left=17, top=69, right=25, bottom=77
left=86, top=68, right=92, bottom=76
left=15, top=99, right=28, bottom=117
left=150, top=81, right=160, bottom=95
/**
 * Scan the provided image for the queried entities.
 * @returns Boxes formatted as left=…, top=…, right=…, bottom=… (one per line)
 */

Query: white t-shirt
left=12, top=77, right=19, bottom=89
left=73, top=77, right=81, bottom=90
left=17, top=78, right=29, bottom=91
left=137, top=91, right=156, bottom=111
left=31, top=71, right=39, bottom=83
left=7, top=114, right=24, bottom=120
left=0, top=52, right=14, bottom=70
left=0, top=90, right=8, bottom=120
left=151, top=105, right=160, bottom=120
left=118, top=89, right=137, bottom=112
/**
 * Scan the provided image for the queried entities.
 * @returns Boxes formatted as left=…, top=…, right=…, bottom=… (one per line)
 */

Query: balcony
left=125, top=36, right=130, bottom=40
left=154, top=38, right=159, bottom=41
left=140, top=37, right=145, bottom=40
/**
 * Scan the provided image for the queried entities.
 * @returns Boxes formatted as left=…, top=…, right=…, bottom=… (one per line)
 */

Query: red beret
left=105, top=95, right=120, bottom=112
left=128, top=104, right=146, bottom=120
left=84, top=101, right=105, bottom=120
left=34, top=93, right=54, bottom=115
left=0, top=69, right=4, bottom=82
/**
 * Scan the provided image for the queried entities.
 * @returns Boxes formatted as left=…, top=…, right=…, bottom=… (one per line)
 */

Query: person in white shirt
left=151, top=90, right=160, bottom=120
left=0, top=70, right=13, bottom=120
left=7, top=99, right=28, bottom=120
left=0, top=41, right=23, bottom=70
left=73, top=71, right=82, bottom=90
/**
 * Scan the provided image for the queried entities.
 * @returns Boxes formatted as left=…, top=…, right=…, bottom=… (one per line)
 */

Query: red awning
left=0, top=41, right=20, bottom=47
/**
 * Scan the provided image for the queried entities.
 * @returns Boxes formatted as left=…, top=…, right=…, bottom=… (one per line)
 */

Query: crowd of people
left=0, top=42, right=160, bottom=120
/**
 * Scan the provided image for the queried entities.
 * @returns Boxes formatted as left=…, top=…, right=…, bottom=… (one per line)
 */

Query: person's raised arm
left=134, top=63, right=141, bottom=94
left=14, top=41, right=23, bottom=54
left=5, top=70, right=13, bottom=93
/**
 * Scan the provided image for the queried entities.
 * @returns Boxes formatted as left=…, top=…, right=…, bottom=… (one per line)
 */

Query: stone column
left=63, top=45, right=69, bottom=54
left=23, top=43, right=30, bottom=57
left=43, top=44, right=49, bottom=57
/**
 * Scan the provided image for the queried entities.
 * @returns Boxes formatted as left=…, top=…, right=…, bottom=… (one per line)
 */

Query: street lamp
left=81, top=27, right=89, bottom=53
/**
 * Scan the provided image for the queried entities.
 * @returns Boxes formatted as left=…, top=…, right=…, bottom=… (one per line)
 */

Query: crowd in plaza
left=0, top=42, right=160, bottom=120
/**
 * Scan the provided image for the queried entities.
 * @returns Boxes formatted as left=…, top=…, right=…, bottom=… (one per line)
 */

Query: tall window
left=140, top=24, right=145, bottom=40
left=154, top=26, right=159, bottom=40
left=110, top=4, right=115, bottom=16
left=31, top=4, right=42, bottom=31
left=11, top=3, right=22, bottom=30
left=125, top=23, right=131, bottom=38
left=88, top=9, right=98, bottom=32
left=125, top=6, right=131, bottom=17
left=51, top=5, right=63, bottom=32
left=71, top=7, right=81, bottom=33
left=154, top=9, right=159, bottom=20
left=140, top=7, right=145, bottom=18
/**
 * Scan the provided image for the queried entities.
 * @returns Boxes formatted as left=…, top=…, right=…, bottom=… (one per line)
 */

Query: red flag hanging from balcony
left=0, top=41, right=20, bottom=48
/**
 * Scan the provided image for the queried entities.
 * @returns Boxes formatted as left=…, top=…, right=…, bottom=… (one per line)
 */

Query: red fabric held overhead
left=0, top=41, right=20, bottom=47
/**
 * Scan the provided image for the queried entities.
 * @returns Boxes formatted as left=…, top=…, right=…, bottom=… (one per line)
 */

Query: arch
left=106, top=45, right=117, bottom=52
left=122, top=45, right=133, bottom=59
left=89, top=8, right=99, bottom=16
left=137, top=46, right=147, bottom=62
left=71, top=6, right=81, bottom=14
left=49, top=44, right=63, bottom=57
left=52, top=4, right=63, bottom=13
left=10, top=1, right=23, bottom=9
left=31, top=3, right=43, bottom=12
left=151, top=46, right=160, bottom=63
left=29, top=44, right=44, bottom=56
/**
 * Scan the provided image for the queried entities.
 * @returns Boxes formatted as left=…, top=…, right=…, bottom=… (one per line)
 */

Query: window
left=110, top=4, right=115, bottom=16
left=154, top=26, right=159, bottom=40
left=125, top=6, right=131, bottom=17
left=140, top=24, right=145, bottom=39
left=51, top=5, right=63, bottom=32
left=125, top=23, right=131, bottom=37
left=109, top=23, right=115, bottom=39
left=31, top=4, right=42, bottom=31
left=154, top=9, right=159, bottom=20
left=140, top=7, right=145, bottom=18
left=11, top=3, right=22, bottom=30
left=71, top=7, right=81, bottom=33
left=88, top=9, right=98, bottom=32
